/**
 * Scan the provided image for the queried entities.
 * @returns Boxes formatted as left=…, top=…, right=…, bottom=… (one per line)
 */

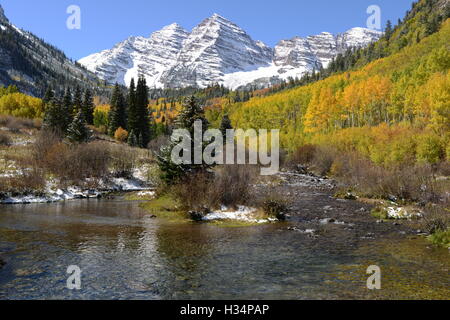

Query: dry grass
left=287, top=144, right=317, bottom=167
left=171, top=164, right=259, bottom=212
left=0, top=115, right=41, bottom=132
left=109, top=143, right=137, bottom=178
left=290, top=144, right=449, bottom=205
left=0, top=124, right=155, bottom=194
left=421, top=203, right=449, bottom=234
left=0, top=169, right=46, bottom=195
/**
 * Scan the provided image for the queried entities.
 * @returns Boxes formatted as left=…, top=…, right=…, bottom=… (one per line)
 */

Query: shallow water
left=0, top=199, right=448, bottom=300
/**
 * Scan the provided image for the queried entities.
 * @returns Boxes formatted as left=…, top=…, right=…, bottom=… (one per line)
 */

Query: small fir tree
left=66, top=110, right=92, bottom=143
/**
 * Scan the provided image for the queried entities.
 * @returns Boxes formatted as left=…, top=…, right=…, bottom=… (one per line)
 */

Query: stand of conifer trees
left=43, top=86, right=94, bottom=143
left=107, top=76, right=155, bottom=148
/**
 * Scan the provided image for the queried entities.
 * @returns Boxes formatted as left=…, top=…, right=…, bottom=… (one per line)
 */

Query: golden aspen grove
left=223, top=19, right=450, bottom=166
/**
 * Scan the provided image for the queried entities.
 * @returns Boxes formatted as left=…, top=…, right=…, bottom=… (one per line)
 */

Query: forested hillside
left=222, top=1, right=449, bottom=167
left=0, top=4, right=108, bottom=97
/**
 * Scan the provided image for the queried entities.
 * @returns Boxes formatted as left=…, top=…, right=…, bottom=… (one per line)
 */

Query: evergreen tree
left=175, top=96, right=209, bottom=133
left=138, top=133, right=144, bottom=148
left=108, top=83, right=127, bottom=136
left=127, top=130, right=138, bottom=147
left=61, top=88, right=74, bottom=131
left=73, top=86, right=83, bottom=114
left=66, top=110, right=92, bottom=143
left=43, top=98, right=65, bottom=133
left=82, top=89, right=94, bottom=125
left=127, top=78, right=138, bottom=140
left=128, top=76, right=153, bottom=148
left=136, top=76, right=153, bottom=147
left=385, top=20, right=393, bottom=40
left=157, top=96, right=210, bottom=184
left=43, top=87, right=54, bottom=105
left=219, top=114, right=233, bottom=140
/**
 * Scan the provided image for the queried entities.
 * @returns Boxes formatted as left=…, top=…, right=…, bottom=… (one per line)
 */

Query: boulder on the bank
left=189, top=206, right=210, bottom=221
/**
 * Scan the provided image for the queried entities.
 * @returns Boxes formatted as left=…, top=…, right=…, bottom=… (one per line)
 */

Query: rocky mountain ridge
left=80, top=14, right=382, bottom=89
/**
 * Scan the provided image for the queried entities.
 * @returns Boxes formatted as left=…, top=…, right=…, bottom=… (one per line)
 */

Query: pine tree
left=43, top=87, right=54, bottom=105
left=127, top=76, right=153, bottom=148
left=127, top=130, right=138, bottom=147
left=127, top=78, right=138, bottom=139
left=66, top=110, right=92, bottom=143
left=73, top=86, right=83, bottom=114
left=385, top=20, right=393, bottom=41
left=175, top=96, right=208, bottom=134
left=108, top=83, right=127, bottom=136
left=219, top=114, right=233, bottom=140
left=157, top=96, right=210, bottom=184
left=43, top=98, right=65, bottom=133
left=138, top=133, right=144, bottom=148
left=136, top=76, right=152, bottom=147
left=62, top=88, right=74, bottom=131
left=82, top=89, right=94, bottom=125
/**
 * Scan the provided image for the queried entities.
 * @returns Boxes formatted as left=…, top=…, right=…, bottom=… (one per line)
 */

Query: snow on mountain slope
left=79, top=14, right=382, bottom=89
left=162, top=14, right=274, bottom=88
left=79, top=23, right=189, bottom=87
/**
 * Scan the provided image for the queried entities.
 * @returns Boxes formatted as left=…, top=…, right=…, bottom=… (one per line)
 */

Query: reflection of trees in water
left=154, top=223, right=225, bottom=298
left=155, top=223, right=216, bottom=275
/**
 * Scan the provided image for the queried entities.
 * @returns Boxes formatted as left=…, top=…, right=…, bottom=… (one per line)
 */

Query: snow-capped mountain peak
left=79, top=22, right=189, bottom=87
left=79, top=15, right=382, bottom=89
left=161, top=13, right=274, bottom=88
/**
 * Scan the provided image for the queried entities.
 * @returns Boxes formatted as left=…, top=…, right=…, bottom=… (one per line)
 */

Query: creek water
left=0, top=198, right=448, bottom=300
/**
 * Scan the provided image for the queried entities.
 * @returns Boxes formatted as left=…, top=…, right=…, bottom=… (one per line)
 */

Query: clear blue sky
left=1, top=0, right=414, bottom=60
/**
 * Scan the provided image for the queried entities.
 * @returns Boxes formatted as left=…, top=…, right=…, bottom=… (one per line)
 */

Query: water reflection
left=0, top=199, right=448, bottom=300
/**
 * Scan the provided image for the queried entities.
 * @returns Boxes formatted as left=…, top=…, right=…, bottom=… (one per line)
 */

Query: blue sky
left=1, top=0, right=414, bottom=60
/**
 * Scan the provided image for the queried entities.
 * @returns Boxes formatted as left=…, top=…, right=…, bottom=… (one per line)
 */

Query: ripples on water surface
left=0, top=199, right=448, bottom=299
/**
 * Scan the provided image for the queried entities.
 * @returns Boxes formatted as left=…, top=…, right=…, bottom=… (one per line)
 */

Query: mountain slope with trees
left=0, top=4, right=108, bottom=97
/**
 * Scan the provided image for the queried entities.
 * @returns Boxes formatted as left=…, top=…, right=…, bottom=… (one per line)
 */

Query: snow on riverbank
left=202, top=206, right=277, bottom=224
left=386, top=207, right=423, bottom=219
left=1, top=176, right=152, bottom=205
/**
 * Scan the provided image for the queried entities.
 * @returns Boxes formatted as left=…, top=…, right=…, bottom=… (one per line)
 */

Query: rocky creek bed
left=0, top=170, right=448, bottom=299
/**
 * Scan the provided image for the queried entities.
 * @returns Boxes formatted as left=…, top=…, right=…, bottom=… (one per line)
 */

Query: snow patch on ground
left=1, top=175, right=152, bottom=204
left=387, top=207, right=423, bottom=219
left=202, top=206, right=277, bottom=224
left=136, top=190, right=156, bottom=197
left=1, top=187, right=101, bottom=204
